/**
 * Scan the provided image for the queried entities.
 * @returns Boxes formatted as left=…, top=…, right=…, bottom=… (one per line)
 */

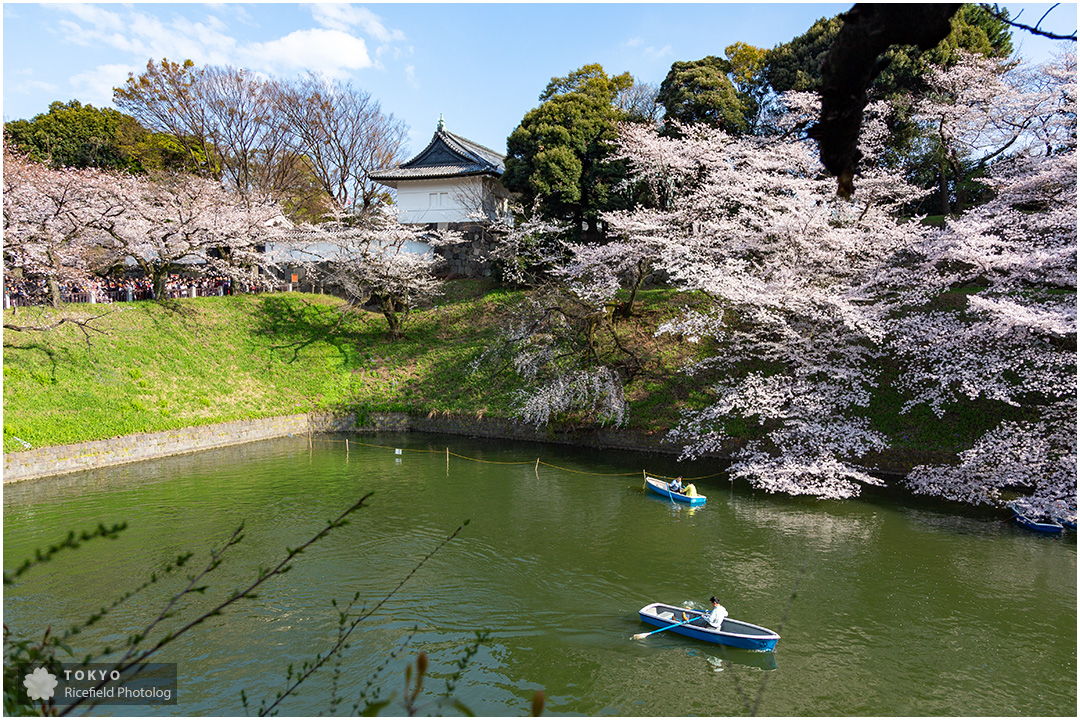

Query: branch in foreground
left=3, top=523, right=128, bottom=586
left=256, top=520, right=470, bottom=716
left=58, top=493, right=374, bottom=715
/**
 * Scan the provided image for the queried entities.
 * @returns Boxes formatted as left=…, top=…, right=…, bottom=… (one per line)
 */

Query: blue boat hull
left=638, top=603, right=779, bottom=651
left=1053, top=516, right=1077, bottom=530
left=644, top=477, right=706, bottom=507
left=1014, top=513, right=1063, bottom=533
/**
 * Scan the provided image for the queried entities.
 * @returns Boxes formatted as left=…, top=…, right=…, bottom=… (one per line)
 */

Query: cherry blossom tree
left=5, top=144, right=287, bottom=304
left=912, top=51, right=1066, bottom=215
left=3, top=148, right=119, bottom=306
left=467, top=204, right=633, bottom=427
left=555, top=219, right=664, bottom=319
left=471, top=285, right=631, bottom=428
left=476, top=202, right=568, bottom=288
left=897, top=52, right=1076, bottom=515
left=593, top=55, right=1075, bottom=509
left=95, top=172, right=284, bottom=299
left=600, top=97, right=933, bottom=499
left=284, top=207, right=454, bottom=339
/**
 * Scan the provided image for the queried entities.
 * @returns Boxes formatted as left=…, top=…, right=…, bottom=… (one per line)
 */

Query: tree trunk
left=380, top=297, right=405, bottom=339
left=938, top=170, right=951, bottom=217
left=618, top=259, right=648, bottom=319
left=48, top=277, right=61, bottom=308
left=954, top=185, right=968, bottom=216
left=584, top=217, right=603, bottom=244
left=47, top=250, right=62, bottom=307
left=153, top=270, right=167, bottom=301
left=585, top=316, right=599, bottom=362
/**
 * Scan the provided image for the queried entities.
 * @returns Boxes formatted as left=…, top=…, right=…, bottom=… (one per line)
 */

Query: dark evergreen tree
left=3, top=100, right=184, bottom=172
left=503, top=65, right=636, bottom=242
left=657, top=56, right=750, bottom=135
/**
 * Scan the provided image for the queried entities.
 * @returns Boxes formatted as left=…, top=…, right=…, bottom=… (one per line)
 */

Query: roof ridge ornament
left=437, top=114, right=445, bottom=132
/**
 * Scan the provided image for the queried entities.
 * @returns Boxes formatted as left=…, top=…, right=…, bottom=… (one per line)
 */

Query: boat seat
left=658, top=612, right=674, bottom=621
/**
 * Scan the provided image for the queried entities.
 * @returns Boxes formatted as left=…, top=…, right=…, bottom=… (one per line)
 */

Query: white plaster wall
left=396, top=177, right=476, bottom=224
left=396, top=176, right=510, bottom=225
left=269, top=238, right=433, bottom=262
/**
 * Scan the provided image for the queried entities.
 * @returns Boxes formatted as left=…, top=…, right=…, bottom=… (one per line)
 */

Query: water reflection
left=642, top=492, right=704, bottom=518
left=3, top=434, right=1075, bottom=717
left=727, top=495, right=881, bottom=549
left=902, top=508, right=1006, bottom=537
left=703, top=650, right=778, bottom=672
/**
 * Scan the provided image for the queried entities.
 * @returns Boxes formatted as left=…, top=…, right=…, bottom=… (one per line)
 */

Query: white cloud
left=405, top=64, right=418, bottom=89
left=310, top=3, right=405, bottom=43
left=8, top=77, right=59, bottom=96
left=68, top=63, right=140, bottom=108
left=52, top=4, right=238, bottom=65
left=240, top=29, right=372, bottom=78
left=37, top=3, right=403, bottom=99
left=624, top=37, right=672, bottom=61
left=52, top=2, right=126, bottom=34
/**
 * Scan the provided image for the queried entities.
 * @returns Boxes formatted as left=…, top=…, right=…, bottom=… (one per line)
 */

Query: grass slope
left=3, top=281, right=1015, bottom=469
left=3, top=282, right=509, bottom=452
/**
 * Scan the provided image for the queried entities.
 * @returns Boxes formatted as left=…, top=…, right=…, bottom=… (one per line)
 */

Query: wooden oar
left=632, top=612, right=700, bottom=640
left=658, top=478, right=680, bottom=504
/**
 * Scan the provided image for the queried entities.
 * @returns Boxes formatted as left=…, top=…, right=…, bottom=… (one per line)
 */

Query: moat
left=4, top=433, right=1075, bottom=716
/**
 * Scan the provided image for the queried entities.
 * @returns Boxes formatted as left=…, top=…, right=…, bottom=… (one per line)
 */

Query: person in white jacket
left=704, top=596, right=727, bottom=628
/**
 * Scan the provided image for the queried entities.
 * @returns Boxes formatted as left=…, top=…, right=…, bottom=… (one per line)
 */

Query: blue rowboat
left=638, top=602, right=779, bottom=651
left=1052, top=503, right=1077, bottom=530
left=1008, top=501, right=1065, bottom=533
left=1054, top=516, right=1077, bottom=531
left=1013, top=512, right=1064, bottom=534
left=644, top=475, right=706, bottom=507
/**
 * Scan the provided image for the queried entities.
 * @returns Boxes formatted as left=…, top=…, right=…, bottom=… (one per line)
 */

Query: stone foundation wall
left=405, top=412, right=686, bottom=454
left=433, top=225, right=497, bottom=278
left=2, top=412, right=694, bottom=484
left=3, top=411, right=921, bottom=485
left=3, top=415, right=317, bottom=483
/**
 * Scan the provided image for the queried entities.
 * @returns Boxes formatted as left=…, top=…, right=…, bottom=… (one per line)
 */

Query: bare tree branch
left=980, top=3, right=1077, bottom=41
left=3, top=309, right=118, bottom=334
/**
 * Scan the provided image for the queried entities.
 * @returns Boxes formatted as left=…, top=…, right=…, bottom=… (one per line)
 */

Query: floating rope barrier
left=311, top=435, right=726, bottom=483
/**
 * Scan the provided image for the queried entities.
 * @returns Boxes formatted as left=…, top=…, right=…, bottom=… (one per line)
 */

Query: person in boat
left=698, top=596, right=727, bottom=629
left=668, top=476, right=684, bottom=493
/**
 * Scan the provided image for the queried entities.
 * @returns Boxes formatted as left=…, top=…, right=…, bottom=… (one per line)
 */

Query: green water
left=3, top=434, right=1076, bottom=716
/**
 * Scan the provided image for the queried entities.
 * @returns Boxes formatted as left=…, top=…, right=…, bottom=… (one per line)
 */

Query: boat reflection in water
left=703, top=648, right=778, bottom=672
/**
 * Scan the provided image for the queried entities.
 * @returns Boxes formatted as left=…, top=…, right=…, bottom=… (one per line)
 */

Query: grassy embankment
left=1, top=281, right=702, bottom=454
left=3, top=280, right=1017, bottom=468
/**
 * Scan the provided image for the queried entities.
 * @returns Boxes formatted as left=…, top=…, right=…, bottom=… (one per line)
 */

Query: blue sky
left=3, top=3, right=1076, bottom=156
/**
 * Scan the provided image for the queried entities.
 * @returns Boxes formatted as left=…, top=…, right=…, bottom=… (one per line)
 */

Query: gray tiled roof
left=370, top=128, right=505, bottom=184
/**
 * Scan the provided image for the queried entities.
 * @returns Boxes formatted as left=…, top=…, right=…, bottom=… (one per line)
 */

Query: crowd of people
left=3, top=273, right=285, bottom=307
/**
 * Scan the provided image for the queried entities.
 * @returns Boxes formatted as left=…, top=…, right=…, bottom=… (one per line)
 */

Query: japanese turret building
left=370, top=117, right=512, bottom=277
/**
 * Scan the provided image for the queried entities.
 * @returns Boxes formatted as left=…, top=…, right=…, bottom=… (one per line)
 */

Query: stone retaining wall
left=3, top=415, right=314, bottom=483
left=2, top=412, right=695, bottom=484
left=433, top=226, right=497, bottom=278
left=4, top=411, right=924, bottom=485
left=406, top=411, right=687, bottom=454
